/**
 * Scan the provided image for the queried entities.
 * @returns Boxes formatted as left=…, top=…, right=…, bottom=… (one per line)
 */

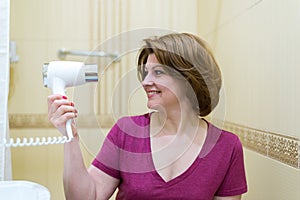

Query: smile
left=147, top=90, right=161, bottom=98
left=148, top=91, right=160, bottom=94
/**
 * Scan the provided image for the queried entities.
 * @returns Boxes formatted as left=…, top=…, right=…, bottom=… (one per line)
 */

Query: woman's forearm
left=63, top=136, right=96, bottom=200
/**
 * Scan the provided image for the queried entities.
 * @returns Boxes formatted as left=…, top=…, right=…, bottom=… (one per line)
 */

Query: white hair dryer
left=1, top=61, right=98, bottom=147
left=42, top=61, right=98, bottom=141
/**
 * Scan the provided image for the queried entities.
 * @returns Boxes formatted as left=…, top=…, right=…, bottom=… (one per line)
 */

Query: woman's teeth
left=148, top=91, right=160, bottom=94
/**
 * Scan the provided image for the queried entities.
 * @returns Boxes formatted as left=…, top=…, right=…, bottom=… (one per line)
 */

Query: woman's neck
left=151, top=104, right=201, bottom=137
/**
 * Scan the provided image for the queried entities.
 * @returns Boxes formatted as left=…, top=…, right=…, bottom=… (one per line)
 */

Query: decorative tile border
left=223, top=121, right=300, bottom=169
left=8, top=114, right=300, bottom=169
left=9, top=114, right=52, bottom=129
left=8, top=114, right=114, bottom=129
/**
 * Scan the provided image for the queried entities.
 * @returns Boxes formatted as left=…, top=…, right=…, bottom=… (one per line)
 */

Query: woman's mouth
left=147, top=90, right=161, bottom=98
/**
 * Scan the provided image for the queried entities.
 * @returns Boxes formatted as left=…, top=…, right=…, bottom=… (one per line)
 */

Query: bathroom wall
left=197, top=0, right=300, bottom=199
left=8, top=0, right=300, bottom=199
left=8, top=0, right=200, bottom=199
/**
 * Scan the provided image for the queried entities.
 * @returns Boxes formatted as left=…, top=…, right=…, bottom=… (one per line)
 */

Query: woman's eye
left=143, top=70, right=148, bottom=77
left=154, top=70, right=164, bottom=75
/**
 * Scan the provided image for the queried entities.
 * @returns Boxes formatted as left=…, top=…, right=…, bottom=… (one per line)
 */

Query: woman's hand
left=47, top=94, right=78, bottom=137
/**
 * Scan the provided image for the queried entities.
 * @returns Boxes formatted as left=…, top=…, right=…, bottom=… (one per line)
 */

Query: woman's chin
left=147, top=103, right=164, bottom=112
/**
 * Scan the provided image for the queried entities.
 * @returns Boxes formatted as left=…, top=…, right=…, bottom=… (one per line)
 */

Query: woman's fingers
left=48, top=95, right=74, bottom=116
left=47, top=95, right=78, bottom=133
left=50, top=105, right=77, bottom=122
left=47, top=94, right=64, bottom=110
left=50, top=111, right=77, bottom=129
left=48, top=95, right=71, bottom=113
left=55, top=103, right=77, bottom=117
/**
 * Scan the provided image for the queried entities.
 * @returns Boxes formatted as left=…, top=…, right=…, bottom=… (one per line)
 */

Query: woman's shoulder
left=116, top=113, right=150, bottom=126
left=207, top=121, right=240, bottom=143
left=108, top=113, right=150, bottom=140
left=202, top=121, right=242, bottom=154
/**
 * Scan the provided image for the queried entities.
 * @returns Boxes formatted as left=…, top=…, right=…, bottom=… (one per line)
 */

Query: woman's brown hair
left=137, top=33, right=222, bottom=117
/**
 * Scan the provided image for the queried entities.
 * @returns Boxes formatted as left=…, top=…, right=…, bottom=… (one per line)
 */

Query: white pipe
left=0, top=0, right=11, bottom=180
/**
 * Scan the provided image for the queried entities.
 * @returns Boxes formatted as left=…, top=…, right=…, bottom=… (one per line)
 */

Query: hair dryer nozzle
left=42, top=63, right=49, bottom=87
left=84, top=64, right=98, bottom=82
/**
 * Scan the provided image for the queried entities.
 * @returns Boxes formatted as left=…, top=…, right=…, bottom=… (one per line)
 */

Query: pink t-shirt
left=92, top=113, right=248, bottom=199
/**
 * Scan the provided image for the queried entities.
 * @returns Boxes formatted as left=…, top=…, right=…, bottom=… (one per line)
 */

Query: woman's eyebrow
left=144, top=64, right=165, bottom=70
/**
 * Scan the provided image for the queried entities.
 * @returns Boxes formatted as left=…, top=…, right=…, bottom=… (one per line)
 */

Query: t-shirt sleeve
left=92, top=123, right=121, bottom=179
left=215, top=137, right=248, bottom=196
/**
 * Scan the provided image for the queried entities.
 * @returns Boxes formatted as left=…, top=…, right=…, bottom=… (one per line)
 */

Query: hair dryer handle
left=66, top=119, right=73, bottom=140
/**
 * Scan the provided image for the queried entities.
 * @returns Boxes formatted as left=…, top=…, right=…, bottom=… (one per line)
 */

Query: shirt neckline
left=145, top=113, right=213, bottom=186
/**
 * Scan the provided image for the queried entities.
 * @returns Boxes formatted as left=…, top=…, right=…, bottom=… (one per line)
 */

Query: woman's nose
left=142, top=73, right=154, bottom=86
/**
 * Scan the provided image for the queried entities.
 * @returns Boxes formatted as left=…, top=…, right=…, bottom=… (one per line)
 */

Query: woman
left=48, top=33, right=248, bottom=200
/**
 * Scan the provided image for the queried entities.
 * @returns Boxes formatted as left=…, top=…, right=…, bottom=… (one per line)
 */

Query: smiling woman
left=141, top=55, right=189, bottom=111
left=47, top=32, right=247, bottom=200
left=9, top=0, right=300, bottom=199
left=137, top=33, right=222, bottom=117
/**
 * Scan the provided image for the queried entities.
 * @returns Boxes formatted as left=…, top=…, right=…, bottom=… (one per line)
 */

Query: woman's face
left=142, top=54, right=187, bottom=111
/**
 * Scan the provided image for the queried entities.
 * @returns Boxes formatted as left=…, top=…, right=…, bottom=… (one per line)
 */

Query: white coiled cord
left=0, top=117, right=74, bottom=147
left=1, top=136, right=72, bottom=147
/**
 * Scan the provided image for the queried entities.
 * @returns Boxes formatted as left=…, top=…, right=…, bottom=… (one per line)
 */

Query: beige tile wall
left=9, top=0, right=300, bottom=199
left=9, top=0, right=200, bottom=199
left=199, top=0, right=300, bottom=199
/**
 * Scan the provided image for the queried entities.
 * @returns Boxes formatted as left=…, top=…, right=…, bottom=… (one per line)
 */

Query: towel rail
left=58, top=48, right=120, bottom=61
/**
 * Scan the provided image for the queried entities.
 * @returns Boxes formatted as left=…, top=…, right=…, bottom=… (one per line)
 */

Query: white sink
left=0, top=180, right=50, bottom=200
